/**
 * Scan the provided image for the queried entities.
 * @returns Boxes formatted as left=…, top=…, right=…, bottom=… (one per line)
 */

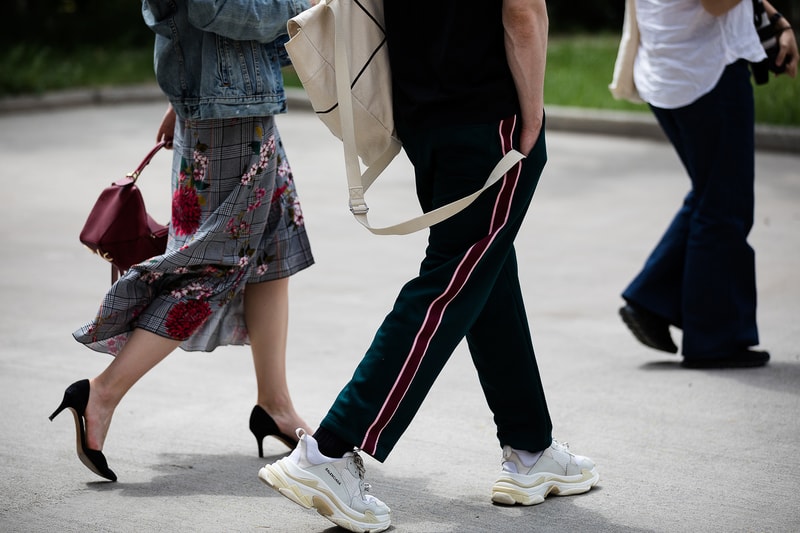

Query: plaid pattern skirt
left=73, top=116, right=314, bottom=353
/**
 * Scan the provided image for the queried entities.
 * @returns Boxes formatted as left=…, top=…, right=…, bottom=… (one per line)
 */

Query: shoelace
left=552, top=439, right=571, bottom=453
left=351, top=451, right=372, bottom=492
left=353, top=451, right=370, bottom=486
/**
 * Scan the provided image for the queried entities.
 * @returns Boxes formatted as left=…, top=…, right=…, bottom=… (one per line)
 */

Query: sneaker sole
left=491, top=467, right=600, bottom=506
left=258, top=460, right=391, bottom=533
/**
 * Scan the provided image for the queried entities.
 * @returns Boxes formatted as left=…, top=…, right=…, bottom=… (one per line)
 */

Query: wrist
left=770, top=12, right=792, bottom=32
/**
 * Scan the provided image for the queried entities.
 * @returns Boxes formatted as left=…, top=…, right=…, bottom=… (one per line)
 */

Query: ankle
left=513, top=448, right=544, bottom=467
left=256, top=393, right=295, bottom=416
left=313, top=427, right=353, bottom=459
left=88, top=377, right=122, bottom=411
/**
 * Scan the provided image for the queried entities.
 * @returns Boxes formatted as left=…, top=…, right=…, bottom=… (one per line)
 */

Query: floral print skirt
left=73, top=116, right=314, bottom=354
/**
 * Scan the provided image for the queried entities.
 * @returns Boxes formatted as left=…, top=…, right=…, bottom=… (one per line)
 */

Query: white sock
left=514, top=448, right=544, bottom=467
left=501, top=447, right=544, bottom=473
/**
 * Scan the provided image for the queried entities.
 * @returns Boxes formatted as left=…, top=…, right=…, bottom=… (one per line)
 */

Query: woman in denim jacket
left=50, top=0, right=317, bottom=481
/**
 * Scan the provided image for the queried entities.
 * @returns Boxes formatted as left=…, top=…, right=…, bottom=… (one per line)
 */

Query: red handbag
left=80, top=141, right=169, bottom=283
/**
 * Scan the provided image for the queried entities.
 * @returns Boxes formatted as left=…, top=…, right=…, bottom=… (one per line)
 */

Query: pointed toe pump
left=49, top=379, right=117, bottom=482
left=249, top=405, right=299, bottom=457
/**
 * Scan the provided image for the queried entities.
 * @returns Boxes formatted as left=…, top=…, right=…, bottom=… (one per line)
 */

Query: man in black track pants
left=259, top=1, right=600, bottom=530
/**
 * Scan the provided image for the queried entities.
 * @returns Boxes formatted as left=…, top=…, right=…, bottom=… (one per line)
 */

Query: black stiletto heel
left=49, top=379, right=117, bottom=482
left=249, top=405, right=298, bottom=457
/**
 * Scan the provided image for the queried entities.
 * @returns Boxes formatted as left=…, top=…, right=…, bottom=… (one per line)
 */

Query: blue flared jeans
left=623, top=60, right=760, bottom=358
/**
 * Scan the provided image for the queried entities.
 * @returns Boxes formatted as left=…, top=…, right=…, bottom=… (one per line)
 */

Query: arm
left=156, top=104, right=176, bottom=149
left=503, top=0, right=548, bottom=156
left=187, top=0, right=311, bottom=43
left=700, top=0, right=742, bottom=17
left=762, top=0, right=798, bottom=77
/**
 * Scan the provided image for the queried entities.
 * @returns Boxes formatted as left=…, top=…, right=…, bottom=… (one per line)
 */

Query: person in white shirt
left=619, top=0, right=797, bottom=368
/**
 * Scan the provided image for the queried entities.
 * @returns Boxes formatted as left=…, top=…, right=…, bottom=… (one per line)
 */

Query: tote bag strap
left=128, top=140, right=167, bottom=182
left=356, top=150, right=524, bottom=235
left=331, top=0, right=525, bottom=236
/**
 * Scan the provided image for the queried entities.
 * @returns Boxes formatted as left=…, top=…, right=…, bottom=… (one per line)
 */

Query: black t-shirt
left=383, top=0, right=520, bottom=127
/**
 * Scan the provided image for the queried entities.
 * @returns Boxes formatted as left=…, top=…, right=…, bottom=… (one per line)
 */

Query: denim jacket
left=142, top=0, right=311, bottom=120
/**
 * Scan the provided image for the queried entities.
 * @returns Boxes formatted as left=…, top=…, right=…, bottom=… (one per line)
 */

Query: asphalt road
left=0, top=98, right=798, bottom=532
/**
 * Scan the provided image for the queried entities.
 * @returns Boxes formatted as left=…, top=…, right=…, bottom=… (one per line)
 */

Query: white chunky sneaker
left=258, top=429, right=391, bottom=533
left=491, top=439, right=600, bottom=506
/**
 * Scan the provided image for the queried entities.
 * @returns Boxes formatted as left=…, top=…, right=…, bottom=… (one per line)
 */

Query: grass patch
left=545, top=34, right=800, bottom=126
left=1, top=44, right=156, bottom=96
left=3, top=36, right=798, bottom=126
left=546, top=34, right=644, bottom=113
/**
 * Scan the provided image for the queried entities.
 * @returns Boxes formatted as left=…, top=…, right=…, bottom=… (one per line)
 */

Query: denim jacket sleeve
left=187, top=0, right=311, bottom=43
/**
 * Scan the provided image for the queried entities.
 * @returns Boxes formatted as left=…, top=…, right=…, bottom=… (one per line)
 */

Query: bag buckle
left=349, top=201, right=369, bottom=215
left=348, top=187, right=369, bottom=215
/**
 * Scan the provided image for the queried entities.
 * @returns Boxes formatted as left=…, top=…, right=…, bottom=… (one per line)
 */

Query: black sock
left=313, top=427, right=354, bottom=458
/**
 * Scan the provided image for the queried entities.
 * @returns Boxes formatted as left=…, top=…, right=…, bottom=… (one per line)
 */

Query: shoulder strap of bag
left=330, top=0, right=525, bottom=236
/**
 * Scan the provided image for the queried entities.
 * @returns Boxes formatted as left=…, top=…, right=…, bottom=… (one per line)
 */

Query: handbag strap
left=330, top=0, right=525, bottom=236
left=128, top=140, right=167, bottom=182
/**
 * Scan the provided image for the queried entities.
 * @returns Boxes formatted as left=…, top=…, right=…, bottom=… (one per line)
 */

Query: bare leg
left=245, top=278, right=311, bottom=435
left=86, top=329, right=181, bottom=451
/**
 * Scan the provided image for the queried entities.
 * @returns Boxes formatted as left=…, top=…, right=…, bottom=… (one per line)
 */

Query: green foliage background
left=2, top=1, right=799, bottom=125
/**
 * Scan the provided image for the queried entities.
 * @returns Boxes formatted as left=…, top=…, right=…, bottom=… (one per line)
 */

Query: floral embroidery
left=241, top=136, right=276, bottom=186
left=291, top=200, right=305, bottom=227
left=193, top=149, right=209, bottom=181
left=172, top=185, right=202, bottom=235
left=172, top=142, right=209, bottom=236
left=140, top=271, right=164, bottom=284
left=170, top=281, right=214, bottom=301
left=277, top=158, right=290, bottom=178
left=273, top=154, right=305, bottom=229
left=105, top=334, right=127, bottom=356
left=226, top=135, right=278, bottom=247
left=227, top=218, right=252, bottom=240
left=247, top=187, right=267, bottom=213
left=165, top=299, right=212, bottom=339
left=271, top=183, right=288, bottom=203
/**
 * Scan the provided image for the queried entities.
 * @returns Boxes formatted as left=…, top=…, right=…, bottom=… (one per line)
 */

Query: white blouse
left=634, top=0, right=766, bottom=109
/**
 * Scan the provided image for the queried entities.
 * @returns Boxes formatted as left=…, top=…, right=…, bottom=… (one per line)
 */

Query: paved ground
left=0, top=98, right=798, bottom=533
